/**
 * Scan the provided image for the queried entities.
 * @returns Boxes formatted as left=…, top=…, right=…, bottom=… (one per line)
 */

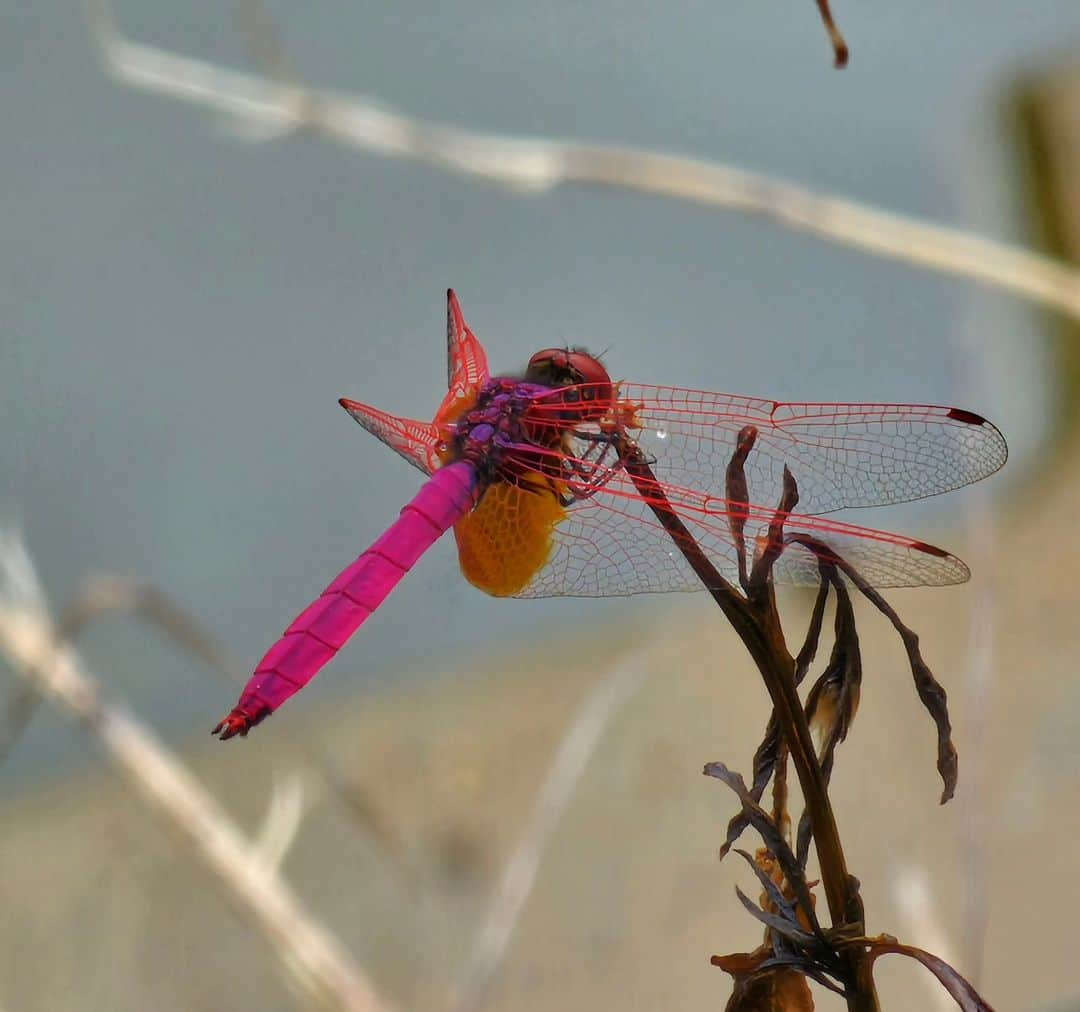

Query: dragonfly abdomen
left=213, top=460, right=479, bottom=738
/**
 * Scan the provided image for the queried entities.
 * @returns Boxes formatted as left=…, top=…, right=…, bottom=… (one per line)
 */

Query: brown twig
left=616, top=442, right=880, bottom=1011
left=815, top=0, right=850, bottom=68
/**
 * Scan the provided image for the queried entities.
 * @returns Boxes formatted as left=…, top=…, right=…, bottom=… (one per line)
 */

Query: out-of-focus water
left=1, top=1, right=1074, bottom=784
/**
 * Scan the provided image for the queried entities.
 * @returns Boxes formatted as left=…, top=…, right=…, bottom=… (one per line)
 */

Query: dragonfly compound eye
left=561, top=351, right=613, bottom=418
left=525, top=348, right=614, bottom=416
left=525, top=348, right=572, bottom=385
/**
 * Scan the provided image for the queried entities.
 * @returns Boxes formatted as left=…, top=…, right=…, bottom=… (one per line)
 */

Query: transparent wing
left=516, top=469, right=969, bottom=596
left=445, top=289, right=489, bottom=398
left=338, top=290, right=491, bottom=475
left=339, top=400, right=439, bottom=475
left=505, top=378, right=1003, bottom=594
left=614, top=384, right=1007, bottom=516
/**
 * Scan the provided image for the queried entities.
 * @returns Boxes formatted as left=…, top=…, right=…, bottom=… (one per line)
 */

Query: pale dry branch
left=254, top=770, right=311, bottom=874
left=85, top=0, right=1080, bottom=323
left=892, top=866, right=961, bottom=1012
left=452, top=655, right=650, bottom=1012
left=58, top=573, right=235, bottom=674
left=0, top=532, right=395, bottom=1012
left=0, top=574, right=241, bottom=764
left=48, top=571, right=407, bottom=865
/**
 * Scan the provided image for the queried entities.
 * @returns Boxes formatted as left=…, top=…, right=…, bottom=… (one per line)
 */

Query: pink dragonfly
left=213, top=291, right=1006, bottom=738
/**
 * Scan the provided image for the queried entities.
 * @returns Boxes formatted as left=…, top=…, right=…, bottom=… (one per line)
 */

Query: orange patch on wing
left=454, top=476, right=565, bottom=596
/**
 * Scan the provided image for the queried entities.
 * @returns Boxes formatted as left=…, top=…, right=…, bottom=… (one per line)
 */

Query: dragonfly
left=213, top=290, right=1007, bottom=738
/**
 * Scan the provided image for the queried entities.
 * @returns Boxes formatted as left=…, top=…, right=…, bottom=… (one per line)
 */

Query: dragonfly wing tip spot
left=945, top=407, right=987, bottom=427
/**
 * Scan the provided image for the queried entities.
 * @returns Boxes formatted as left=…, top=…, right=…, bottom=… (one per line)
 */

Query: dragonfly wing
left=515, top=470, right=968, bottom=596
left=768, top=514, right=969, bottom=587
left=442, top=288, right=489, bottom=400
left=514, top=491, right=717, bottom=597
left=622, top=385, right=1008, bottom=516
left=339, top=292, right=490, bottom=475
left=339, top=400, right=440, bottom=475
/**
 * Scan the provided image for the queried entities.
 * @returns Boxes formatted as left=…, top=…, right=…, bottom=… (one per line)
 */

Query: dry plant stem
left=815, top=0, right=850, bottom=68
left=85, top=0, right=1080, bottom=325
left=620, top=448, right=879, bottom=1012
left=453, top=656, right=649, bottom=1012
left=0, top=577, right=238, bottom=766
left=0, top=548, right=393, bottom=1012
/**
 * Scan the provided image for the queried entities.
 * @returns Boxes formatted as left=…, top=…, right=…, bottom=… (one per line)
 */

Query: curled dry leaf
left=838, top=935, right=997, bottom=1012
left=804, top=576, right=862, bottom=759
left=797, top=572, right=862, bottom=866
left=748, top=466, right=800, bottom=598
left=789, top=535, right=959, bottom=802
left=704, top=762, right=824, bottom=942
left=726, top=424, right=758, bottom=588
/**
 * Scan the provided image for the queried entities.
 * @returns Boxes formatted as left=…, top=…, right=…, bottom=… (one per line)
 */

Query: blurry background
left=1, top=2, right=1079, bottom=1010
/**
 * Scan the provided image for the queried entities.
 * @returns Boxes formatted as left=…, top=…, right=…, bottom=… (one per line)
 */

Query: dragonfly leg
left=558, top=445, right=626, bottom=504
left=562, top=427, right=636, bottom=498
left=499, top=427, right=626, bottom=505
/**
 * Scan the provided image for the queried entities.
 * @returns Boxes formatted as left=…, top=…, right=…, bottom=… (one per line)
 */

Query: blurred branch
left=254, top=770, right=310, bottom=874
left=0, top=573, right=240, bottom=767
left=58, top=573, right=236, bottom=671
left=84, top=0, right=1080, bottom=323
left=52, top=572, right=405, bottom=863
left=234, top=0, right=293, bottom=85
left=0, top=531, right=395, bottom=1012
left=892, top=866, right=959, bottom=1012
left=452, top=656, right=649, bottom=1012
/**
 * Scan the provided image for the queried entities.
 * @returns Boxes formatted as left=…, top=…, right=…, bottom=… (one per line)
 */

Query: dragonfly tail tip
left=211, top=705, right=269, bottom=741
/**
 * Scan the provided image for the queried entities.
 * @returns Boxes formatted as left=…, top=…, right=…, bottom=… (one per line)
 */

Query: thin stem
left=619, top=447, right=879, bottom=1011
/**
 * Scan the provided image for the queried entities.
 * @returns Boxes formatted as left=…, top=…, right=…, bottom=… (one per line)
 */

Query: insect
left=213, top=291, right=1006, bottom=738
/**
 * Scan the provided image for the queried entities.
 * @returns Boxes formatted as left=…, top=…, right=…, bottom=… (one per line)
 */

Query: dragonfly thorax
left=444, top=367, right=629, bottom=513
left=449, top=378, right=554, bottom=480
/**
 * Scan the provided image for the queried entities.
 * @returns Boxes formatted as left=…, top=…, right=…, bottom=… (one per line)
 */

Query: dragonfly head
left=524, top=348, right=614, bottom=421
